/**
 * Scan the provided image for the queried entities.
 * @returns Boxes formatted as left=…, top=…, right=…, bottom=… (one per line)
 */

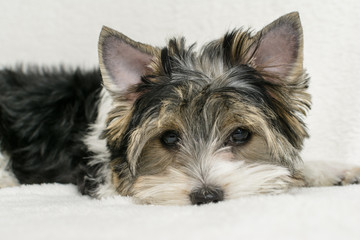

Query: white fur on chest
left=84, top=89, right=117, bottom=197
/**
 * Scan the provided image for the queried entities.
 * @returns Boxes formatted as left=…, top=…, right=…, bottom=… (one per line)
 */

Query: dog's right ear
left=98, top=26, right=157, bottom=96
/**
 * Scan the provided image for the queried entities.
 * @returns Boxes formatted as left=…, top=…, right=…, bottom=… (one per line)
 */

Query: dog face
left=98, top=12, right=311, bottom=205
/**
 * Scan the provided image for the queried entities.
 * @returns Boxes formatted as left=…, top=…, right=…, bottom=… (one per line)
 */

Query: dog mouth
left=126, top=161, right=292, bottom=205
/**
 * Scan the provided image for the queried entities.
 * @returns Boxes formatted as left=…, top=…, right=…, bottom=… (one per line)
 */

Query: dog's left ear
left=247, top=12, right=303, bottom=83
left=98, top=26, right=157, bottom=96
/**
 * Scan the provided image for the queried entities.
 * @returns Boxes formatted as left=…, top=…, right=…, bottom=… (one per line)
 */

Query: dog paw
left=300, top=161, right=360, bottom=187
left=334, top=168, right=360, bottom=186
left=0, top=157, right=19, bottom=188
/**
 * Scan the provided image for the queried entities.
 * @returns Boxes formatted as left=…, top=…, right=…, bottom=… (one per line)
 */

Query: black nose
left=190, top=188, right=224, bottom=205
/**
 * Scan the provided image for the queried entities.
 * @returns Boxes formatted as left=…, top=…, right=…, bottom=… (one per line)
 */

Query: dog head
left=98, top=12, right=310, bottom=205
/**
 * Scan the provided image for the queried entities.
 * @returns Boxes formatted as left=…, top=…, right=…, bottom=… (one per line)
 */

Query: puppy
left=0, top=12, right=359, bottom=205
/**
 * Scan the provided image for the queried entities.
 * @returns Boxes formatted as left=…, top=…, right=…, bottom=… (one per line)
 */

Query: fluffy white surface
left=0, top=0, right=360, bottom=239
left=1, top=184, right=360, bottom=240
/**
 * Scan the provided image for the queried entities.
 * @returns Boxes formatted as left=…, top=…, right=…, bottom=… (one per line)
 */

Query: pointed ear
left=98, top=26, right=157, bottom=95
left=248, top=12, right=303, bottom=82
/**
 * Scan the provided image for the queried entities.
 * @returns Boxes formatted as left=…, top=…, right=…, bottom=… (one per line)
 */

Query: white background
left=1, top=1, right=360, bottom=240
left=0, top=0, right=359, bottom=164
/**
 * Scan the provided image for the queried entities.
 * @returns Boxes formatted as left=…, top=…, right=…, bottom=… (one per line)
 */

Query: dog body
left=1, top=12, right=359, bottom=205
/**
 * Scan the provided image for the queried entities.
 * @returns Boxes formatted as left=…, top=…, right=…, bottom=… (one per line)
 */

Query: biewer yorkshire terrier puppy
left=0, top=12, right=359, bottom=205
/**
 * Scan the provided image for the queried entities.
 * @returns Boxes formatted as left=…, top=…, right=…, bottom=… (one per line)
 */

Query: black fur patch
left=0, top=67, right=102, bottom=184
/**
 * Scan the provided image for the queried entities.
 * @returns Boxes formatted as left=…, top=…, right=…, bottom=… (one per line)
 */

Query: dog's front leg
left=297, top=161, right=360, bottom=187
left=0, top=153, right=19, bottom=188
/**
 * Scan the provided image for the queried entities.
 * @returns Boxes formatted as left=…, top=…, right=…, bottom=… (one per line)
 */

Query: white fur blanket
left=1, top=184, right=360, bottom=240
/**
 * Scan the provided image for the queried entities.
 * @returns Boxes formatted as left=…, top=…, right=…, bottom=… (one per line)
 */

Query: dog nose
left=190, top=188, right=224, bottom=205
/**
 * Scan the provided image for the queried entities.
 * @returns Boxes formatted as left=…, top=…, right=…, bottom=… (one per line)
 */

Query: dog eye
left=227, top=128, right=251, bottom=145
left=161, top=131, right=180, bottom=147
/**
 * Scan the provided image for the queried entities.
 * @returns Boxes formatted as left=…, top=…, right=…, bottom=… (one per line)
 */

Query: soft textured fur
left=0, top=12, right=359, bottom=205
left=0, top=67, right=102, bottom=184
